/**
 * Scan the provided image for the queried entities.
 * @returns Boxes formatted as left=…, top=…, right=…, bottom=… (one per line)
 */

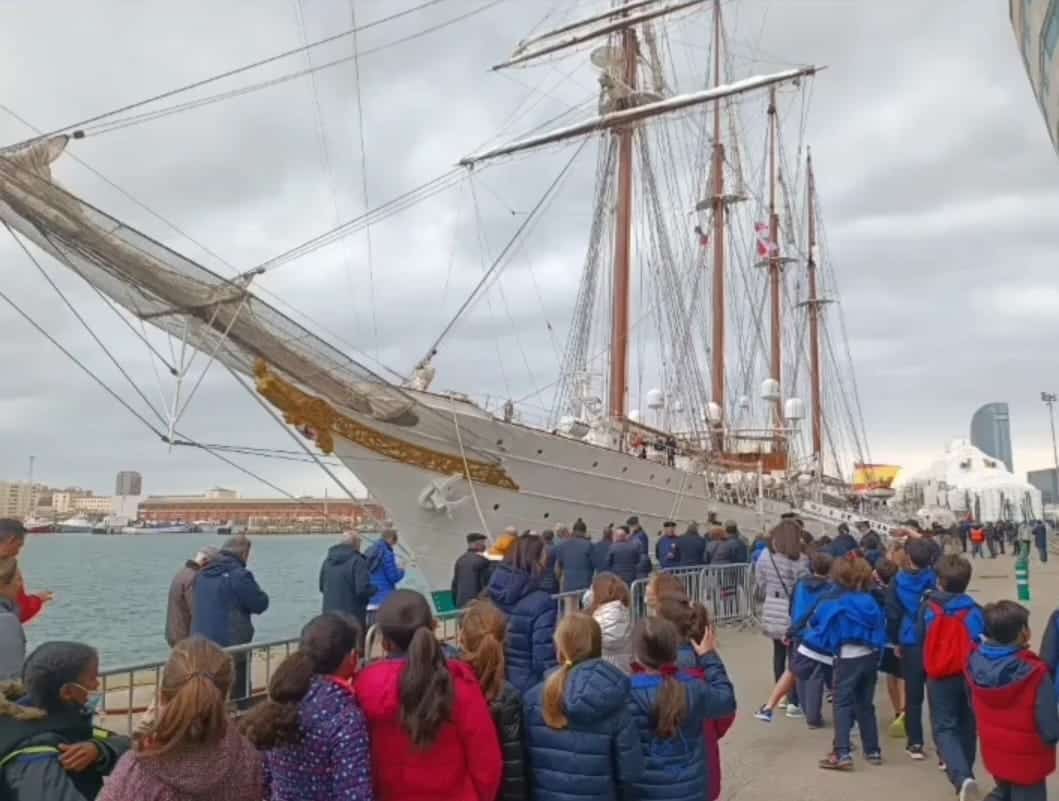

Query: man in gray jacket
left=164, top=547, right=218, bottom=647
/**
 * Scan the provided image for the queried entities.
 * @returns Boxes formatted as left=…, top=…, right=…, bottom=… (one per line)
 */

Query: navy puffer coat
left=626, top=656, right=736, bottom=801
left=524, top=659, right=643, bottom=801
left=487, top=564, right=558, bottom=693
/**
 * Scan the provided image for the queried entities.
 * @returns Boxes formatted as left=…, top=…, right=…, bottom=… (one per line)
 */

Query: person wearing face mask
left=98, top=637, right=262, bottom=801
left=241, top=613, right=371, bottom=801
left=0, top=641, right=130, bottom=801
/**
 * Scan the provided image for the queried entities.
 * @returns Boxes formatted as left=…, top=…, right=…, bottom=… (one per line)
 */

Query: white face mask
left=71, top=683, right=104, bottom=713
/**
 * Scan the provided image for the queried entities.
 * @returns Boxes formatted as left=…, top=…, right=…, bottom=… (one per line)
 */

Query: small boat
left=22, top=518, right=54, bottom=534
left=120, top=522, right=193, bottom=535
left=56, top=516, right=95, bottom=533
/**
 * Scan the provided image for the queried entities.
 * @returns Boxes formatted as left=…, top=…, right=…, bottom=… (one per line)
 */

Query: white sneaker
left=785, top=704, right=805, bottom=719
left=959, top=777, right=980, bottom=801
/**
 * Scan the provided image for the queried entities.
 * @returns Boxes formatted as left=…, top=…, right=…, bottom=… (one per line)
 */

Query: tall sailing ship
left=0, top=1, right=871, bottom=588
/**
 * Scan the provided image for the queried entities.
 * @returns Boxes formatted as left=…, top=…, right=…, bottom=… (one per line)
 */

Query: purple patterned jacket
left=263, top=676, right=374, bottom=801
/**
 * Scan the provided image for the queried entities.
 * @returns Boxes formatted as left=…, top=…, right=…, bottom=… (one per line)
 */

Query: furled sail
left=0, top=137, right=443, bottom=431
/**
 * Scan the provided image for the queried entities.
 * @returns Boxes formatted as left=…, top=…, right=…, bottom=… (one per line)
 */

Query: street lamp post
left=1042, top=392, right=1059, bottom=507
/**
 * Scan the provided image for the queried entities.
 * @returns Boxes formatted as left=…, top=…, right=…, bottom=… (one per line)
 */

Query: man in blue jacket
left=884, top=537, right=938, bottom=760
left=191, top=534, right=269, bottom=706
left=365, top=529, right=405, bottom=621
left=555, top=523, right=594, bottom=593
left=628, top=516, right=649, bottom=558
left=608, top=526, right=651, bottom=586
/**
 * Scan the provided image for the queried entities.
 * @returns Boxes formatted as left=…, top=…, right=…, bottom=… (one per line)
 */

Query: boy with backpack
left=921, top=554, right=985, bottom=801
left=788, top=550, right=837, bottom=729
left=967, top=600, right=1059, bottom=801
left=885, top=537, right=938, bottom=761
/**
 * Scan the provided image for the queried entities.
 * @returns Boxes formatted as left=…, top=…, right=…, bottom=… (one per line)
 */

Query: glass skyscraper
left=970, top=402, right=1014, bottom=473
left=1011, top=0, right=1059, bottom=156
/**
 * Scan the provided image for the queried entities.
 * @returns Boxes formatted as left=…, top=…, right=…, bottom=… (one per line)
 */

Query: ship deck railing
left=97, top=564, right=758, bottom=736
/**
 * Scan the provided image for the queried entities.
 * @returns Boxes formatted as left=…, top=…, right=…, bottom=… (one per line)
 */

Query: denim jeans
left=927, top=676, right=976, bottom=789
left=833, top=652, right=880, bottom=756
left=902, top=645, right=927, bottom=748
left=985, top=781, right=1046, bottom=800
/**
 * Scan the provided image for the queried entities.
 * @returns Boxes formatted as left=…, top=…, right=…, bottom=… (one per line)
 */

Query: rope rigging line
left=0, top=0, right=467, bottom=151
left=348, top=0, right=380, bottom=361
left=4, top=222, right=170, bottom=430
left=420, top=139, right=588, bottom=368
left=56, top=0, right=516, bottom=141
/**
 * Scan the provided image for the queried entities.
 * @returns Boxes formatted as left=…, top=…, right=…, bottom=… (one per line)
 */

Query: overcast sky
left=1, top=0, right=1057, bottom=499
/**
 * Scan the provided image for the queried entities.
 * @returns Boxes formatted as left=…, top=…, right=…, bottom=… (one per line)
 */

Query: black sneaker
left=905, top=745, right=926, bottom=761
left=865, top=751, right=883, bottom=766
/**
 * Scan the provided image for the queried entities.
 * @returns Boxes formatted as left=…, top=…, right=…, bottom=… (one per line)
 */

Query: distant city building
left=72, top=496, right=114, bottom=515
left=970, top=402, right=1014, bottom=473
left=205, top=487, right=238, bottom=499
left=0, top=482, right=35, bottom=519
left=139, top=496, right=384, bottom=528
left=1010, top=0, right=1059, bottom=156
left=115, top=471, right=143, bottom=496
left=1028, top=467, right=1059, bottom=504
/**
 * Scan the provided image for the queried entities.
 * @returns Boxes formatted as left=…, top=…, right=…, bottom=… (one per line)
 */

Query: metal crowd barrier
left=629, top=563, right=756, bottom=627
left=97, top=637, right=301, bottom=737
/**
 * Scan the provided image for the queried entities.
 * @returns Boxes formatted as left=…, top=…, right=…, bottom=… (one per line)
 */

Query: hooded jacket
left=355, top=658, right=501, bottom=801
left=98, top=725, right=262, bottom=801
left=0, top=598, right=25, bottom=682
left=319, top=543, right=374, bottom=621
left=365, top=541, right=404, bottom=609
left=486, top=565, right=558, bottom=693
left=884, top=568, right=937, bottom=647
left=262, top=676, right=372, bottom=801
left=801, top=591, right=887, bottom=656
left=592, top=601, right=631, bottom=674
left=164, top=563, right=199, bottom=648
left=787, top=575, right=835, bottom=641
left=0, top=685, right=129, bottom=801
left=755, top=552, right=809, bottom=640
left=490, top=682, right=527, bottom=801
left=626, top=661, right=736, bottom=801
left=967, top=644, right=1059, bottom=785
left=190, top=551, right=269, bottom=647
left=523, top=659, right=643, bottom=801
left=555, top=537, right=595, bottom=593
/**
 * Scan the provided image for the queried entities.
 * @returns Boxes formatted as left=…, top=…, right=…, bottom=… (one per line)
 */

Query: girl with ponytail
left=625, top=617, right=735, bottom=801
left=98, top=637, right=261, bottom=801
left=460, top=600, right=526, bottom=801
left=356, top=589, right=501, bottom=801
left=241, top=613, right=372, bottom=801
left=524, top=613, right=643, bottom=801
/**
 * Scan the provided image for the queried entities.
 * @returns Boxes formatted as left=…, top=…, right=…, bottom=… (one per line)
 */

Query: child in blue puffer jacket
left=627, top=617, right=736, bottom=801
left=803, top=556, right=887, bottom=771
left=884, top=537, right=937, bottom=760
left=788, top=550, right=836, bottom=729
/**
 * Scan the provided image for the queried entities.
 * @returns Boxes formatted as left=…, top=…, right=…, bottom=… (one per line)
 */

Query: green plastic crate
left=431, top=590, right=458, bottom=615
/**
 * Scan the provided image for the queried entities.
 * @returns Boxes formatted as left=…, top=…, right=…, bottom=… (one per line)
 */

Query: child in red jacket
left=355, top=590, right=502, bottom=801
left=967, top=600, right=1059, bottom=801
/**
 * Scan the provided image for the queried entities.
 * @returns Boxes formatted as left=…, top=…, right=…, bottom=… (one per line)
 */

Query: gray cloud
left=2, top=0, right=1058, bottom=500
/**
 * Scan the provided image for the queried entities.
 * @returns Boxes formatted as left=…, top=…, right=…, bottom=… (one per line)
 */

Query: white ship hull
left=326, top=391, right=794, bottom=591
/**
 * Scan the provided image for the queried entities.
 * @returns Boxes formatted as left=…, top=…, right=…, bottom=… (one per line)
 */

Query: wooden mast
left=608, top=26, right=638, bottom=421
left=767, top=86, right=783, bottom=429
left=806, top=149, right=824, bottom=468
left=709, top=0, right=726, bottom=444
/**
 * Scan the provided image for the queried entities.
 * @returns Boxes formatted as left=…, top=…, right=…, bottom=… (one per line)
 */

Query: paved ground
left=717, top=548, right=1059, bottom=801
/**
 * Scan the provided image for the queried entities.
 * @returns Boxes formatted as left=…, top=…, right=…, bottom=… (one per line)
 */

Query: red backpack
left=924, top=601, right=975, bottom=679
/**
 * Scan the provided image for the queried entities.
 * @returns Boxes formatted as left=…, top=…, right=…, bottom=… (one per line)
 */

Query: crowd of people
left=0, top=512, right=1058, bottom=801
left=747, top=516, right=1059, bottom=801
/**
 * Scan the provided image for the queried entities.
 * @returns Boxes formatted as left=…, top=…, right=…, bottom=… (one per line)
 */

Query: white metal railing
left=98, top=637, right=300, bottom=736
left=629, top=563, right=757, bottom=627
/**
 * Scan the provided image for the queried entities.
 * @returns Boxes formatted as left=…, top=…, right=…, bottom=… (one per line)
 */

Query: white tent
left=900, top=439, right=1042, bottom=522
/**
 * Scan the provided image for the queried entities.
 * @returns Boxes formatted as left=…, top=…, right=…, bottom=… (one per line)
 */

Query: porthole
left=592, top=461, right=599, bottom=468
left=537, top=448, right=543, bottom=455
left=649, top=474, right=655, bottom=480
left=492, top=503, right=500, bottom=511
left=666, top=477, right=672, bottom=485
left=496, top=439, right=503, bottom=446
left=622, top=466, right=628, bottom=473
left=543, top=512, right=550, bottom=519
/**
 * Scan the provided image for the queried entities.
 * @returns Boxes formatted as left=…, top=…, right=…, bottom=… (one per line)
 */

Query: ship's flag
left=755, top=222, right=777, bottom=258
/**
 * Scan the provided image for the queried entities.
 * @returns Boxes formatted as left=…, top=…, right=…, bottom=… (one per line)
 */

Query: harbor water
left=18, top=532, right=432, bottom=667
